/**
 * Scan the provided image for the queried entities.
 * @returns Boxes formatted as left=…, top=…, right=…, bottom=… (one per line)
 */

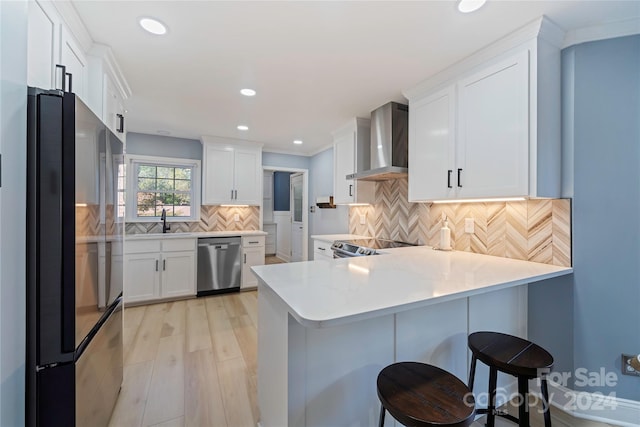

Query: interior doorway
left=261, top=166, right=308, bottom=262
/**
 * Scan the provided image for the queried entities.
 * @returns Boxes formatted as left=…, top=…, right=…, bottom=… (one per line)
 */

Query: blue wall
left=274, top=172, right=292, bottom=211
left=533, top=35, right=640, bottom=400
left=569, top=35, right=640, bottom=399
left=126, top=132, right=202, bottom=160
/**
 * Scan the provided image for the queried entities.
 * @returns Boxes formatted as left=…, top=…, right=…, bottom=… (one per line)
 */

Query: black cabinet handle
left=447, top=170, right=452, bottom=188
left=163, top=259, right=166, bottom=271
left=457, top=168, right=463, bottom=188
left=116, top=114, right=124, bottom=133
left=318, top=247, right=325, bottom=251
left=244, top=253, right=247, bottom=263
left=231, top=189, right=234, bottom=199
left=55, top=64, right=66, bottom=92
left=234, top=189, right=238, bottom=199
left=349, top=184, right=353, bottom=197
left=155, top=260, right=159, bottom=271
left=66, top=72, right=73, bottom=93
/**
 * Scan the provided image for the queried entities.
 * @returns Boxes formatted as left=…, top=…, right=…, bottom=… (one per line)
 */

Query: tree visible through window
left=136, top=164, right=193, bottom=217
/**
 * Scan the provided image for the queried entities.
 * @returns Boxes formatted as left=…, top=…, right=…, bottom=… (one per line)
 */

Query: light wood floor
left=264, top=255, right=286, bottom=265
left=109, top=291, right=259, bottom=427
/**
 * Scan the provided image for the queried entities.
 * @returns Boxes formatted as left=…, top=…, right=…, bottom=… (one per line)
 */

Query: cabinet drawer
left=162, top=238, right=196, bottom=252
left=243, top=235, right=265, bottom=248
left=125, top=239, right=161, bottom=254
left=313, top=240, right=333, bottom=255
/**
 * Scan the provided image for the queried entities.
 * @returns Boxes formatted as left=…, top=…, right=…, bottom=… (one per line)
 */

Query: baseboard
left=530, top=380, right=640, bottom=427
left=276, top=251, right=290, bottom=262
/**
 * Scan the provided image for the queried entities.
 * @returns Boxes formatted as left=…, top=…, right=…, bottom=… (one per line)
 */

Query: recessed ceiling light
left=240, top=88, right=256, bottom=97
left=237, top=125, right=249, bottom=131
left=293, top=140, right=303, bottom=145
left=457, top=0, right=487, bottom=13
left=139, top=17, right=167, bottom=35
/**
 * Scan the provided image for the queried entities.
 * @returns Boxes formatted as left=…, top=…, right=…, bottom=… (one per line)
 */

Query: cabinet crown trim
left=403, top=15, right=564, bottom=100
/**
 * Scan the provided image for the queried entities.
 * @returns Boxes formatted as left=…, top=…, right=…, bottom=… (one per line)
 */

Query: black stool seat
left=468, top=331, right=553, bottom=378
left=468, top=331, right=554, bottom=427
left=377, top=362, right=475, bottom=427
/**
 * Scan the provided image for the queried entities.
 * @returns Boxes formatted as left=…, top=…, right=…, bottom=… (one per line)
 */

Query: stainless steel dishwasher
left=197, top=237, right=242, bottom=296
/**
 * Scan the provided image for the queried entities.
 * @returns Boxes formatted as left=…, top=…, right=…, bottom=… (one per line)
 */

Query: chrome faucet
left=161, top=208, right=170, bottom=233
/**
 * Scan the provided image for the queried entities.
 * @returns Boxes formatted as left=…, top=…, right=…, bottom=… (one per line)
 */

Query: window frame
left=126, top=154, right=201, bottom=222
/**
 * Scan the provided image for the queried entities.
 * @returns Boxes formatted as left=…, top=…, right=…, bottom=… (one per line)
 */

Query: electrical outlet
left=622, top=354, right=640, bottom=377
left=359, top=214, right=366, bottom=225
left=234, top=214, right=240, bottom=222
left=465, top=218, right=475, bottom=234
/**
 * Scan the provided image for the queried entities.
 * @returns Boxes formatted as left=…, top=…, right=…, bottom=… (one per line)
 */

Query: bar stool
left=468, top=331, right=554, bottom=427
left=377, top=362, right=475, bottom=427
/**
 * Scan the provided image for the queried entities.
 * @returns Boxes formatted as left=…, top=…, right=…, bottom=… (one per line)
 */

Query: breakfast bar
left=252, top=246, right=572, bottom=427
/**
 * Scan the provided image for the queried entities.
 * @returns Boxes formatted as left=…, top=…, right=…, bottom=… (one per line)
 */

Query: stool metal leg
left=487, top=366, right=498, bottom=427
left=540, top=377, right=552, bottom=427
left=517, top=377, right=529, bottom=427
left=469, top=354, right=477, bottom=392
left=378, top=404, right=385, bottom=427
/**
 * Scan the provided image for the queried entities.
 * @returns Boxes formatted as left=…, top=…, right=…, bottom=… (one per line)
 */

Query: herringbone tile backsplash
left=125, top=205, right=260, bottom=234
left=349, top=178, right=571, bottom=267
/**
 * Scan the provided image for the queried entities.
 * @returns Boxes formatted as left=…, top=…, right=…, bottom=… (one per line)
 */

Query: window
left=127, top=155, right=201, bottom=222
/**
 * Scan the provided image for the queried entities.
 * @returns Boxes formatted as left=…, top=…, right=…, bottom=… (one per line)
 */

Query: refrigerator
left=26, top=87, right=124, bottom=427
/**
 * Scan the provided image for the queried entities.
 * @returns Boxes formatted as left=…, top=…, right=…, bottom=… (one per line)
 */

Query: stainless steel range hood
left=348, top=102, right=408, bottom=181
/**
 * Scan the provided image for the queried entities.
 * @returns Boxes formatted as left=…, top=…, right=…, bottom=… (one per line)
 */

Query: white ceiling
left=72, top=0, right=640, bottom=156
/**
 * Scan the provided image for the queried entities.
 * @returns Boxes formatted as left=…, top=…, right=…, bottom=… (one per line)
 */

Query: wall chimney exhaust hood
left=348, top=102, right=408, bottom=181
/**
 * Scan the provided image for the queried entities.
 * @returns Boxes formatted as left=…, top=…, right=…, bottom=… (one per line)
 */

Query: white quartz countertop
left=310, top=234, right=370, bottom=243
left=126, top=230, right=267, bottom=240
left=252, top=246, right=572, bottom=328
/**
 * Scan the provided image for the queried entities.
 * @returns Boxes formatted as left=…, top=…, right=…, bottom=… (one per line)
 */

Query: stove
left=330, top=238, right=417, bottom=258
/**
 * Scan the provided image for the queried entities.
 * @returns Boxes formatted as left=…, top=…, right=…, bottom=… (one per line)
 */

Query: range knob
left=334, top=242, right=343, bottom=248
left=357, top=248, right=365, bottom=254
left=365, top=250, right=373, bottom=255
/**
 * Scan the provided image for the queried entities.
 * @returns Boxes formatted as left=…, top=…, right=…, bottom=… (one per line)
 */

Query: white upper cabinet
left=408, top=85, right=455, bottom=201
left=60, top=26, right=88, bottom=100
left=332, top=118, right=375, bottom=205
left=27, top=1, right=88, bottom=100
left=87, top=45, right=130, bottom=143
left=201, top=137, right=263, bottom=205
left=27, top=0, right=60, bottom=90
left=405, top=17, right=564, bottom=202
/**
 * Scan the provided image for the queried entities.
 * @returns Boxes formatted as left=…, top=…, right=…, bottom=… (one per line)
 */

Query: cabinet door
left=60, top=27, right=87, bottom=101
left=408, top=85, right=456, bottom=202
left=234, top=148, right=261, bottom=205
left=203, top=144, right=235, bottom=204
left=457, top=50, right=529, bottom=198
left=242, top=246, right=264, bottom=289
left=333, top=132, right=355, bottom=204
left=124, top=253, right=160, bottom=303
left=313, top=239, right=333, bottom=260
left=102, top=73, right=126, bottom=142
left=27, top=0, right=60, bottom=90
left=161, top=251, right=196, bottom=298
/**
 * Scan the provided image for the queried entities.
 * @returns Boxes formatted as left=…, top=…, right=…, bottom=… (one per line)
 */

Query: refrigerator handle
left=61, top=90, right=77, bottom=353
left=55, top=64, right=67, bottom=92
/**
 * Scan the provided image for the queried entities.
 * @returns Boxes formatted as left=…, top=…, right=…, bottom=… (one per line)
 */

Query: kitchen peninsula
left=252, top=247, right=572, bottom=427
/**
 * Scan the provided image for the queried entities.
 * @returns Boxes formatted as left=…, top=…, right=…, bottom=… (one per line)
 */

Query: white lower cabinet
left=313, top=239, right=333, bottom=261
left=124, top=238, right=196, bottom=304
left=242, top=236, right=265, bottom=289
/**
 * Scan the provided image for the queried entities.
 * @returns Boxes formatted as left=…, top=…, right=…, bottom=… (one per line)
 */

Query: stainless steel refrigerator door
left=76, top=298, right=123, bottom=427
left=197, top=238, right=242, bottom=292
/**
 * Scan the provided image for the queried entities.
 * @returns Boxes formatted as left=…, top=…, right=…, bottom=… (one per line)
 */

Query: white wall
left=0, top=0, right=28, bottom=424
